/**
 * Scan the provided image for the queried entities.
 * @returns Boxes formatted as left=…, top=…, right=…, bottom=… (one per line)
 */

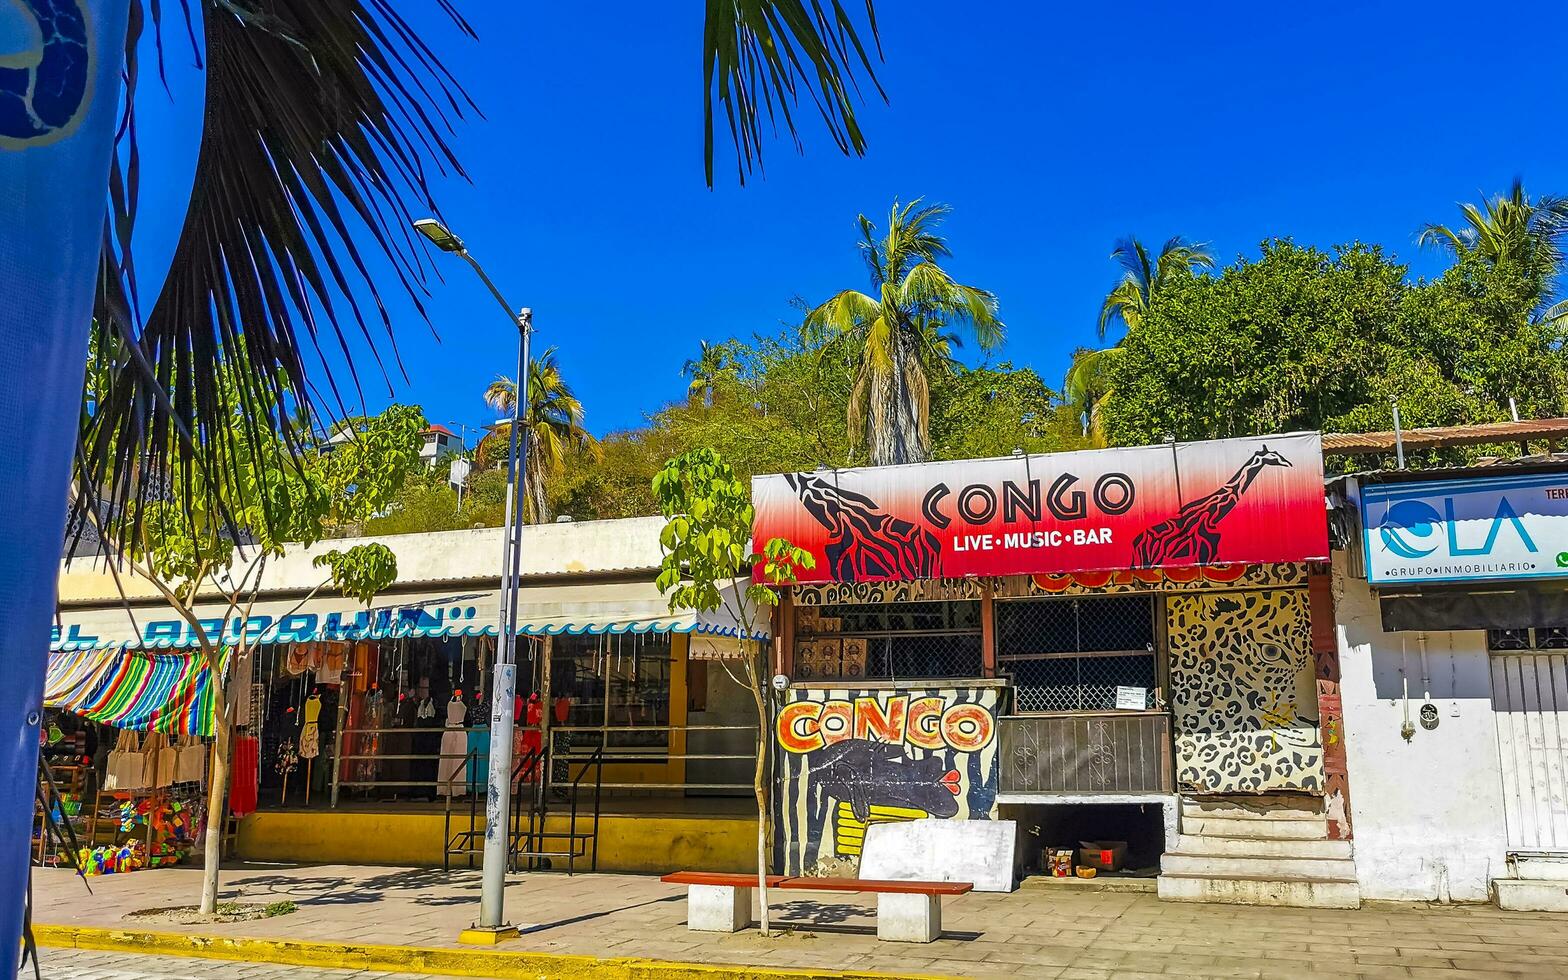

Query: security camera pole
left=414, top=218, right=529, bottom=938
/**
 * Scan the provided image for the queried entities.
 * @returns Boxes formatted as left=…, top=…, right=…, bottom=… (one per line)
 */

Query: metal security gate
left=1489, top=637, right=1568, bottom=853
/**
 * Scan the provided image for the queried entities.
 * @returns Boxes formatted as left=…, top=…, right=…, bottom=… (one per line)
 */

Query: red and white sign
left=752, top=433, right=1328, bottom=584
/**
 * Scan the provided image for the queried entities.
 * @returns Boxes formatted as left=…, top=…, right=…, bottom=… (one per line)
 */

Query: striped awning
left=45, top=647, right=224, bottom=735
left=51, top=579, right=767, bottom=652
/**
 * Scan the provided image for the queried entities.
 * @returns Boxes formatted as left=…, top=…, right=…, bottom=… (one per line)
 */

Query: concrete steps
left=1158, top=795, right=1361, bottom=910
left=1172, top=834, right=1350, bottom=860
left=1158, top=871, right=1362, bottom=909
left=1180, top=816, right=1328, bottom=840
left=1495, top=878, right=1568, bottom=912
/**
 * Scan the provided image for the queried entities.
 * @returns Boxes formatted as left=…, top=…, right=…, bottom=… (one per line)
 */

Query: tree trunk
left=745, top=655, right=771, bottom=936
left=199, top=646, right=237, bottom=916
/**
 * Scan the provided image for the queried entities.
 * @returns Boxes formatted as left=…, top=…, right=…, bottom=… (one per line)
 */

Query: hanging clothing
left=466, top=724, right=489, bottom=790
left=437, top=698, right=468, bottom=798
left=299, top=695, right=322, bottom=760
left=230, top=735, right=259, bottom=819
left=356, top=689, right=385, bottom=784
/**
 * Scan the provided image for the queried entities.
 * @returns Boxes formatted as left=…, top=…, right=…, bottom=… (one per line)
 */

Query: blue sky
left=129, top=1, right=1568, bottom=442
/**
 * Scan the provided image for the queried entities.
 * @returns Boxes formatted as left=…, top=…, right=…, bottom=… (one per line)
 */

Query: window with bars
left=1488, top=627, right=1568, bottom=652
left=794, top=600, right=984, bottom=682
left=997, top=596, right=1157, bottom=712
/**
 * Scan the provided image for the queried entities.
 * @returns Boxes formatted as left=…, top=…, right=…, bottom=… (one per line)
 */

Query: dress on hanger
left=437, top=697, right=468, bottom=798
left=299, top=695, right=321, bottom=760
left=356, top=688, right=385, bottom=784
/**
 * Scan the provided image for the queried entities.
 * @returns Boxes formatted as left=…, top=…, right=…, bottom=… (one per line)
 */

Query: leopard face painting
left=1166, top=589, right=1324, bottom=794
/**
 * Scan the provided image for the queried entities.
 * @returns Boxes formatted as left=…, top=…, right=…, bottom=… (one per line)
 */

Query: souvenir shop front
left=755, top=434, right=1350, bottom=901
left=39, top=643, right=217, bottom=875
left=52, top=520, right=769, bottom=872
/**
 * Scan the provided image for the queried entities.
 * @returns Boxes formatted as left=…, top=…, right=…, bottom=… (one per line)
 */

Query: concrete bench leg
left=876, top=892, right=941, bottom=942
left=686, top=884, right=751, bottom=932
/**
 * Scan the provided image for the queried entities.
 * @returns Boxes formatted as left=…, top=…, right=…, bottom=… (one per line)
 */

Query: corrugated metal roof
left=57, top=516, right=671, bottom=606
left=1324, top=418, right=1568, bottom=454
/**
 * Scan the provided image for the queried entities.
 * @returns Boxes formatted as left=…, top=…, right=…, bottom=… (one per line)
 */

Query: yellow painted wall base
left=237, top=808, right=755, bottom=873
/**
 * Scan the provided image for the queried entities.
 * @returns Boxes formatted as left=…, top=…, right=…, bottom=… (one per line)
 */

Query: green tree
left=804, top=200, right=1004, bottom=466
left=682, top=340, right=743, bottom=405
left=1064, top=236, right=1213, bottom=445
left=929, top=364, right=1084, bottom=460
left=1419, top=179, right=1568, bottom=321
left=355, top=466, right=509, bottom=537
left=80, top=403, right=423, bottom=915
left=652, top=448, right=812, bottom=935
left=1098, top=240, right=1568, bottom=462
left=478, top=347, right=595, bottom=524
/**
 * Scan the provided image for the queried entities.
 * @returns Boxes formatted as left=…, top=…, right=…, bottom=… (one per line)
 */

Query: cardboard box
left=1077, top=840, right=1128, bottom=872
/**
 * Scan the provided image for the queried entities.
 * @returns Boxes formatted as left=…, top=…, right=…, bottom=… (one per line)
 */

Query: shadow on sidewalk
left=517, top=894, right=685, bottom=935
left=223, top=867, right=482, bottom=907
left=772, top=900, right=981, bottom=941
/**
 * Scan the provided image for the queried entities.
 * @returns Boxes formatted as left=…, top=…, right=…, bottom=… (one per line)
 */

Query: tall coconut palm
left=1066, top=236, right=1213, bottom=445
left=682, top=339, right=740, bottom=405
left=1419, top=179, right=1568, bottom=321
left=1098, top=235, right=1215, bottom=338
left=477, top=347, right=593, bottom=524
left=804, top=200, right=1003, bottom=465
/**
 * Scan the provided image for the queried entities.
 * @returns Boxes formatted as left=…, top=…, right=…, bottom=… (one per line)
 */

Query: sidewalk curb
left=35, top=924, right=957, bottom=980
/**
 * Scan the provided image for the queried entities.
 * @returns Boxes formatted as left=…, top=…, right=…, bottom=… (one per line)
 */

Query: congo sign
left=1361, top=472, right=1568, bottom=585
left=753, top=433, right=1328, bottom=584
left=776, top=695, right=996, bottom=754
left=774, top=687, right=1000, bottom=876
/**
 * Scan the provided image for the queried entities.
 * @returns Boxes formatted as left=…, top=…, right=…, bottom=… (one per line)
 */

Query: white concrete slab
left=860, top=818, right=1016, bottom=892
left=686, top=883, right=750, bottom=932
left=876, top=891, right=941, bottom=942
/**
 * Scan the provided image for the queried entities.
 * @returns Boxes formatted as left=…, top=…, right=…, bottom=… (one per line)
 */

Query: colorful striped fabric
left=45, top=647, right=227, bottom=736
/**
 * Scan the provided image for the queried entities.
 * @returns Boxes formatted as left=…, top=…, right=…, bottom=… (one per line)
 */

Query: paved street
left=24, top=947, right=468, bottom=980
left=30, top=863, right=1568, bottom=979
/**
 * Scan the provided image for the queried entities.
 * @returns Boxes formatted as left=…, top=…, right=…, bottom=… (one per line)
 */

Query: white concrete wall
left=59, top=516, right=670, bottom=603
left=1335, top=552, right=1509, bottom=901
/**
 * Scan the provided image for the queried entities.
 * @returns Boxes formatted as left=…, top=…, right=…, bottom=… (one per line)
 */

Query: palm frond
left=703, top=0, right=885, bottom=186
left=83, top=0, right=476, bottom=547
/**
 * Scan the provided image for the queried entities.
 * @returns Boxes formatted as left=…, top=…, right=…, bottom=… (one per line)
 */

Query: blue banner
left=0, top=0, right=129, bottom=967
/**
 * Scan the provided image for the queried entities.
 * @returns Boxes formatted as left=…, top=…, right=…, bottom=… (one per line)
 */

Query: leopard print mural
left=1167, top=589, right=1324, bottom=794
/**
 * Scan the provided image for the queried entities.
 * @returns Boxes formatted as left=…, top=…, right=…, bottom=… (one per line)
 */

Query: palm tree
left=682, top=340, right=740, bottom=405
left=1419, top=179, right=1568, bottom=321
left=804, top=200, right=1003, bottom=465
left=1098, top=236, right=1214, bottom=338
left=77, top=1, right=885, bottom=542
left=477, top=347, right=593, bottom=524
left=1063, top=346, right=1120, bottom=447
left=1066, top=236, right=1213, bottom=445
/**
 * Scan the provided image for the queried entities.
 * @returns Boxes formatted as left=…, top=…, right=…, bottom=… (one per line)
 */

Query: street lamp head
left=413, top=217, right=465, bottom=253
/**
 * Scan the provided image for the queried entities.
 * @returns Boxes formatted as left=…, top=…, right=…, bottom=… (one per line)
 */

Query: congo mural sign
left=775, top=687, right=1000, bottom=876
left=753, top=433, right=1328, bottom=584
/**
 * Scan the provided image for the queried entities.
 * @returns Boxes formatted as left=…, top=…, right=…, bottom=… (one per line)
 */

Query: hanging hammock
left=44, top=647, right=228, bottom=736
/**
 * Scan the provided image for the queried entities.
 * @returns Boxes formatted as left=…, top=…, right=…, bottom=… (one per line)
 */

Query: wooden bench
left=661, top=871, right=973, bottom=942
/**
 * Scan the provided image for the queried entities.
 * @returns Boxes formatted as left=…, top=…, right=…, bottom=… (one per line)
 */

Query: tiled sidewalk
left=33, top=863, right=1568, bottom=979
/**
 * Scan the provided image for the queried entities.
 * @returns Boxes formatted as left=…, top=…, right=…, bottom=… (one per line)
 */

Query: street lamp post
left=414, top=218, right=529, bottom=938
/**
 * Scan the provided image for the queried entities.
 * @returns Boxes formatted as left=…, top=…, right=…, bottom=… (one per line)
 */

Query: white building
left=1332, top=464, right=1568, bottom=909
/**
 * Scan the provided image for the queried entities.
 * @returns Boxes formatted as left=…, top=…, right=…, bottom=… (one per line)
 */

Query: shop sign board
left=1361, top=472, right=1568, bottom=585
left=753, top=433, right=1328, bottom=584
left=774, top=686, right=1000, bottom=876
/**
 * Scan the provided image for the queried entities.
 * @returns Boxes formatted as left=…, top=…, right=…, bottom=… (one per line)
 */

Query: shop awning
left=45, top=647, right=223, bottom=735
left=51, top=578, right=768, bottom=652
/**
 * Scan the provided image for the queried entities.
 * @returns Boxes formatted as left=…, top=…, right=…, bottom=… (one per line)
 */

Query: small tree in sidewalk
left=80, top=403, right=423, bottom=915
left=652, top=448, right=813, bottom=936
